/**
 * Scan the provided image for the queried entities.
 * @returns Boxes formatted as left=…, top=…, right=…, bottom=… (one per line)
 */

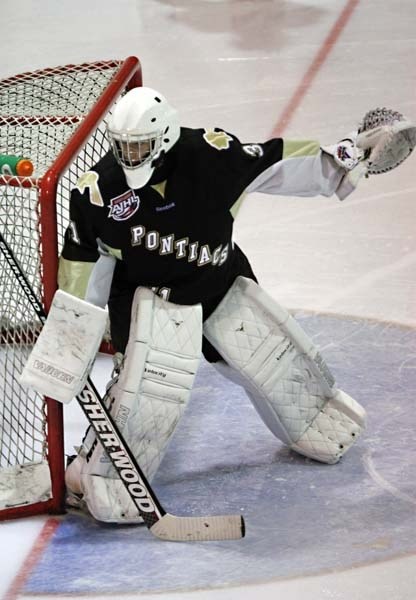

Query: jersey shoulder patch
left=74, top=152, right=125, bottom=208
left=202, top=128, right=233, bottom=151
left=75, top=170, right=103, bottom=207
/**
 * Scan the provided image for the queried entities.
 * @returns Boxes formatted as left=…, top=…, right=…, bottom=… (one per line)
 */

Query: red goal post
left=0, top=57, right=142, bottom=519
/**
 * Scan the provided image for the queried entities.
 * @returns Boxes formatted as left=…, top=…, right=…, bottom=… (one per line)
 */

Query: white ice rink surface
left=1, top=0, right=416, bottom=598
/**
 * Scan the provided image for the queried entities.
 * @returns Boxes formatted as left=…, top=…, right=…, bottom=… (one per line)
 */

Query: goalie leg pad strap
left=204, top=277, right=366, bottom=463
left=21, top=290, right=108, bottom=404
left=68, top=287, right=202, bottom=523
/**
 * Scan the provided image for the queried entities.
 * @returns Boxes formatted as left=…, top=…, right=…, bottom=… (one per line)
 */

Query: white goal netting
left=0, top=58, right=141, bottom=516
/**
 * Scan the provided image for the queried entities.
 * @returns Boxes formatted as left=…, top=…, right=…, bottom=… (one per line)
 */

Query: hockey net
left=0, top=57, right=142, bottom=519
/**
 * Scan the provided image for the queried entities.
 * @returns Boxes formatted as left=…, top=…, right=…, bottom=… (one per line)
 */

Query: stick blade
left=150, top=513, right=245, bottom=541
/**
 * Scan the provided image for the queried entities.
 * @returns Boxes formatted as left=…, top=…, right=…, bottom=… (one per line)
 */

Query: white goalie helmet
left=107, top=87, right=180, bottom=189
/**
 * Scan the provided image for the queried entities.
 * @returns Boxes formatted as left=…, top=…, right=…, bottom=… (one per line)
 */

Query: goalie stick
left=0, top=231, right=245, bottom=541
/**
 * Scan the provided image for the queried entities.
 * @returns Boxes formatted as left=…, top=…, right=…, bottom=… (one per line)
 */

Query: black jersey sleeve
left=224, top=135, right=285, bottom=200
left=178, top=128, right=284, bottom=210
left=58, top=184, right=100, bottom=298
left=61, top=187, right=100, bottom=262
left=181, top=128, right=346, bottom=207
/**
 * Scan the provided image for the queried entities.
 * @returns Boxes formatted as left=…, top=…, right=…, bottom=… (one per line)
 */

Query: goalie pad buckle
left=204, top=277, right=366, bottom=464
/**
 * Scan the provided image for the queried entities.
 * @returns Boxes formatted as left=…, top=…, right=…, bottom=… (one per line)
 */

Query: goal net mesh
left=0, top=59, right=140, bottom=515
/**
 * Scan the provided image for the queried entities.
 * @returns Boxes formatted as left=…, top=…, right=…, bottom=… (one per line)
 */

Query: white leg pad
left=83, top=475, right=146, bottom=524
left=204, top=277, right=366, bottom=463
left=290, top=389, right=366, bottom=464
left=65, top=453, right=145, bottom=523
left=66, top=287, right=202, bottom=522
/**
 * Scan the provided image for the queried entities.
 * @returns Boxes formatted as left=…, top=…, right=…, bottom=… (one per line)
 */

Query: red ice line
left=271, top=0, right=360, bottom=137
left=2, top=519, right=60, bottom=600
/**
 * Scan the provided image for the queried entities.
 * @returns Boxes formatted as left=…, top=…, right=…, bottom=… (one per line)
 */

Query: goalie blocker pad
left=66, top=287, right=203, bottom=523
left=204, top=277, right=366, bottom=464
left=21, top=290, right=108, bottom=404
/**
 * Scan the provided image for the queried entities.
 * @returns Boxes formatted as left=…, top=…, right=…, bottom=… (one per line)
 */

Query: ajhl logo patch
left=108, top=190, right=140, bottom=221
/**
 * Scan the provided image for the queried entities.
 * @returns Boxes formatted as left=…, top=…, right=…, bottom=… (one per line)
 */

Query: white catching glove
left=356, top=107, right=416, bottom=175
left=325, top=107, right=416, bottom=176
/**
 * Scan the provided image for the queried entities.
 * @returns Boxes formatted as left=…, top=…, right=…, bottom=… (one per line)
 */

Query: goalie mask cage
left=0, top=56, right=142, bottom=520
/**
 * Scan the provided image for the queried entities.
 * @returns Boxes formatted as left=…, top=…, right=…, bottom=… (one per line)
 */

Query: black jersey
left=60, top=127, right=284, bottom=316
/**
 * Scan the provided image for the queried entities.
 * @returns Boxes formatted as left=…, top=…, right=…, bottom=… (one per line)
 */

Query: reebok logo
left=145, top=367, right=167, bottom=379
left=275, top=341, right=292, bottom=362
left=155, top=202, right=175, bottom=212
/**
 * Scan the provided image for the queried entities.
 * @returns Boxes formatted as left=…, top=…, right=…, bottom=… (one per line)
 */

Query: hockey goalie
left=21, top=89, right=416, bottom=524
